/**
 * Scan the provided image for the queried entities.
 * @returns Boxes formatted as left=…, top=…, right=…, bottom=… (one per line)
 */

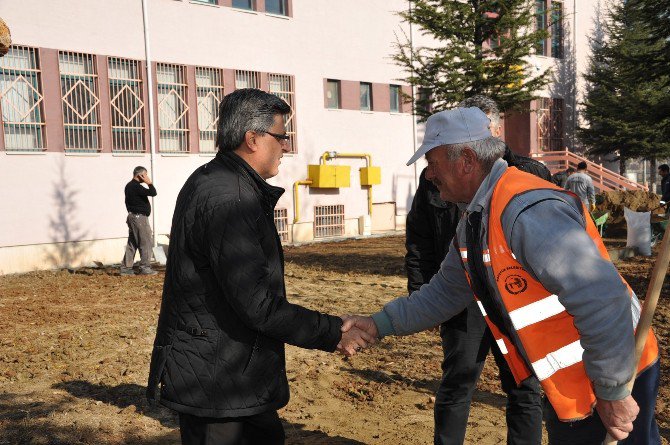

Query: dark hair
left=133, top=166, right=147, bottom=176
left=567, top=167, right=576, bottom=174
left=659, top=164, right=669, bottom=173
left=577, top=161, right=588, bottom=170
left=216, top=88, right=291, bottom=152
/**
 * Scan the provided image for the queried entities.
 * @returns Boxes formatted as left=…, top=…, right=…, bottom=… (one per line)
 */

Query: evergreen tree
left=394, top=0, right=551, bottom=120
left=578, top=0, right=670, bottom=173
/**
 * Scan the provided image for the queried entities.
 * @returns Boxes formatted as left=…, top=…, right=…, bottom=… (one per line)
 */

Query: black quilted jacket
left=147, top=150, right=343, bottom=418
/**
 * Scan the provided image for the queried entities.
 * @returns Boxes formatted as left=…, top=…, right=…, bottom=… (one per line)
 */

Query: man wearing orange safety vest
left=342, top=107, right=660, bottom=444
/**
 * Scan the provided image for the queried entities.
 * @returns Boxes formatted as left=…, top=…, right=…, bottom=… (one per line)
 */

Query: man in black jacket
left=121, top=166, right=157, bottom=275
left=658, top=164, right=670, bottom=212
left=406, top=95, right=549, bottom=445
left=147, top=89, right=372, bottom=445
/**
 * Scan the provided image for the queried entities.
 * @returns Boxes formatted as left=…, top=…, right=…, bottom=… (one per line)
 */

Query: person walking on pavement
left=121, top=166, right=157, bottom=275
left=406, top=95, right=546, bottom=445
left=565, top=161, right=596, bottom=211
left=345, top=107, right=660, bottom=445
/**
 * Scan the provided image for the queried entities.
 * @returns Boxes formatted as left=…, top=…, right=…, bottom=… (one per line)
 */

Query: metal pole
left=142, top=0, right=158, bottom=247
left=409, top=0, right=418, bottom=190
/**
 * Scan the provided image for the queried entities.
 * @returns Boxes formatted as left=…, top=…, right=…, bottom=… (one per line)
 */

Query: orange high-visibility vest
left=464, top=167, right=659, bottom=422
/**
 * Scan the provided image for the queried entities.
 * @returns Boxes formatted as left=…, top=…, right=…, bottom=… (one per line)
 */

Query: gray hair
left=133, top=166, right=147, bottom=176
left=216, top=88, right=291, bottom=152
left=458, top=95, right=501, bottom=130
left=445, top=136, right=506, bottom=172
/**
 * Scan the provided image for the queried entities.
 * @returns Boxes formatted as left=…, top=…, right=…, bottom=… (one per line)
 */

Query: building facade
left=0, top=0, right=597, bottom=274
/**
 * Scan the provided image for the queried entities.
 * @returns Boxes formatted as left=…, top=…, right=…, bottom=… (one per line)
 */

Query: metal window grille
left=196, top=67, right=224, bottom=153
left=108, top=57, right=145, bottom=153
left=157, top=63, right=189, bottom=153
left=390, top=85, right=401, bottom=112
left=551, top=1, right=564, bottom=59
left=235, top=70, right=260, bottom=90
left=274, top=208, right=289, bottom=243
left=314, top=205, right=345, bottom=238
left=537, top=98, right=563, bottom=151
left=268, top=73, right=296, bottom=153
left=0, top=45, right=45, bottom=151
left=59, top=51, right=101, bottom=152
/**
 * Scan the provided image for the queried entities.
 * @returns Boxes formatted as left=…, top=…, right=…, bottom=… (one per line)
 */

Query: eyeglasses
left=265, top=131, right=291, bottom=145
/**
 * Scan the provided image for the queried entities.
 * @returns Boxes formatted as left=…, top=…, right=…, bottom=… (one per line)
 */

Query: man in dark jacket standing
left=121, top=166, right=157, bottom=275
left=406, top=95, right=548, bottom=445
left=147, top=89, right=372, bottom=445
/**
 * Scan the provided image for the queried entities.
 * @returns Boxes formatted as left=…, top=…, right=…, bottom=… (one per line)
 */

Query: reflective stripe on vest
left=484, top=166, right=659, bottom=421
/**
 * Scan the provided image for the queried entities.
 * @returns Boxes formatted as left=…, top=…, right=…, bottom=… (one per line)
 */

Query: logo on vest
left=504, top=274, right=527, bottom=294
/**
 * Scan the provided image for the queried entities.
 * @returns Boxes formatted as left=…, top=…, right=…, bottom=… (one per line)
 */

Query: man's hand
left=336, top=326, right=376, bottom=356
left=341, top=315, right=379, bottom=339
left=596, top=395, right=639, bottom=441
left=139, top=172, right=153, bottom=185
left=591, top=203, right=597, bottom=212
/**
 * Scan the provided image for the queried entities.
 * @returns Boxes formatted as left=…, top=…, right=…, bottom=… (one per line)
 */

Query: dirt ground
left=1, top=235, right=669, bottom=444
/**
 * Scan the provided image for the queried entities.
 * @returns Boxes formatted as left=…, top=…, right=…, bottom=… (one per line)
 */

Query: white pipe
left=408, top=0, right=418, bottom=190
left=142, top=0, right=158, bottom=247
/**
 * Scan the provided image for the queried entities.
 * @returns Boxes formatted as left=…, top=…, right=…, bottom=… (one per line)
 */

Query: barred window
left=0, top=45, right=45, bottom=151
left=157, top=63, right=189, bottom=153
left=59, top=51, right=101, bottom=152
left=235, top=70, right=260, bottom=89
left=108, top=57, right=145, bottom=153
left=274, top=208, right=289, bottom=243
left=314, top=205, right=345, bottom=238
left=196, top=67, right=224, bottom=153
left=268, top=73, right=296, bottom=153
left=537, top=97, right=564, bottom=151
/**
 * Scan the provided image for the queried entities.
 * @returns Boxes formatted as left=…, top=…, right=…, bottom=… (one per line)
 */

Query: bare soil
left=0, top=235, right=668, bottom=444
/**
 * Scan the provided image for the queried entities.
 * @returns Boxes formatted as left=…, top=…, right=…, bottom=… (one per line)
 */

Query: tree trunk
left=619, top=157, right=627, bottom=176
left=650, top=157, right=657, bottom=193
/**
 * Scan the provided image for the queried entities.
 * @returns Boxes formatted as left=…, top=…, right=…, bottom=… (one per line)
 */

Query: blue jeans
left=544, top=360, right=661, bottom=445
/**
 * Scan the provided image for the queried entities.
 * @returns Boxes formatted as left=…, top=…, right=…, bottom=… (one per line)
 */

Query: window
left=535, top=0, right=547, bottom=56
left=551, top=1, right=564, bottom=59
left=265, top=0, right=287, bottom=15
left=156, top=63, right=189, bottom=153
left=537, top=97, right=563, bottom=151
left=326, top=79, right=340, bottom=109
left=232, top=0, right=254, bottom=10
left=360, top=82, right=372, bottom=111
left=314, top=205, right=345, bottom=238
left=268, top=73, right=296, bottom=153
left=274, top=208, right=289, bottom=242
left=59, top=51, right=101, bottom=152
left=0, top=45, right=45, bottom=151
left=108, top=57, right=145, bottom=153
left=390, top=84, right=401, bottom=113
left=196, top=67, right=224, bottom=153
left=235, top=69, right=260, bottom=89
left=417, top=87, right=433, bottom=115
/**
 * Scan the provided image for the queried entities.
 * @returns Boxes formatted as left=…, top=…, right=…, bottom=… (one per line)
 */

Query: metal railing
left=274, top=208, right=289, bottom=243
left=268, top=73, right=296, bottom=153
left=59, top=51, right=101, bottom=152
left=196, top=67, right=223, bottom=153
left=314, top=204, right=345, bottom=238
left=108, top=57, right=145, bottom=153
left=157, top=63, right=189, bottom=153
left=0, top=45, right=46, bottom=152
left=531, top=151, right=647, bottom=191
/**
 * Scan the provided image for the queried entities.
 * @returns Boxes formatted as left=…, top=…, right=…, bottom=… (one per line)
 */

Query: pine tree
left=393, top=0, right=552, bottom=120
left=578, top=0, right=670, bottom=173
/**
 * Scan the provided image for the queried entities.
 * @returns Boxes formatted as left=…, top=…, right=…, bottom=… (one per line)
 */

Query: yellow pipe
left=320, top=151, right=373, bottom=215
left=293, top=179, right=312, bottom=223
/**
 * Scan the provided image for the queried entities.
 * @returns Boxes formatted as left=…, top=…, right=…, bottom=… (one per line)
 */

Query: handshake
left=336, top=315, right=379, bottom=357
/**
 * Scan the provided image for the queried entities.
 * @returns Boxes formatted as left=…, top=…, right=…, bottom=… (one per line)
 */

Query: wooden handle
left=602, top=215, right=670, bottom=444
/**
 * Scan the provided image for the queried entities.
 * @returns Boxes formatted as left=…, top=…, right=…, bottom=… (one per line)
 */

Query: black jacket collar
left=216, top=150, right=285, bottom=209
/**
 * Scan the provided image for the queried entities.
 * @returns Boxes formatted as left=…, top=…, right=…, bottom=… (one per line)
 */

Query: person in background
left=658, top=164, right=670, bottom=212
left=120, top=166, right=157, bottom=276
left=565, top=161, right=596, bottom=211
left=552, top=167, right=575, bottom=188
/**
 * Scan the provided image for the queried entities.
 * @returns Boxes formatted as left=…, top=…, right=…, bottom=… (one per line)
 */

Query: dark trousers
left=434, top=300, right=543, bottom=445
left=122, top=213, right=153, bottom=270
left=544, top=359, right=661, bottom=445
left=179, top=411, right=285, bottom=445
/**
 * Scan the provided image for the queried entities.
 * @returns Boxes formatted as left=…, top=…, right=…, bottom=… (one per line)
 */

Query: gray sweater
left=565, top=171, right=596, bottom=206
left=373, top=159, right=640, bottom=401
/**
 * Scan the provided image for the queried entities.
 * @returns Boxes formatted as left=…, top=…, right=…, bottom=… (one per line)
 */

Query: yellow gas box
left=359, top=166, right=381, bottom=186
left=308, top=164, right=351, bottom=188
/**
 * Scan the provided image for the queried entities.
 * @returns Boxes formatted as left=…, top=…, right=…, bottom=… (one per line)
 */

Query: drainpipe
left=408, top=0, right=418, bottom=189
left=142, top=0, right=158, bottom=247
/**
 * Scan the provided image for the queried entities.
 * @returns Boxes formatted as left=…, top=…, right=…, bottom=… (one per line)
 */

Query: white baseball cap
left=406, top=107, right=492, bottom=165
